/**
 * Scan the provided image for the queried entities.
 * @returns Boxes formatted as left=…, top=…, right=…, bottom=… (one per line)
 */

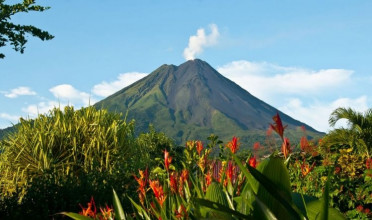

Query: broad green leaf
left=253, top=194, right=278, bottom=220
left=306, top=200, right=346, bottom=220
left=231, top=153, right=306, bottom=220
left=195, top=198, right=252, bottom=219
left=113, top=189, right=126, bottom=220
left=60, top=212, right=92, bottom=220
left=291, top=192, right=317, bottom=216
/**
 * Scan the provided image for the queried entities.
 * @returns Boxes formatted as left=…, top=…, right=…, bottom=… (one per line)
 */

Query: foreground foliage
left=0, top=106, right=174, bottom=219
left=64, top=113, right=368, bottom=219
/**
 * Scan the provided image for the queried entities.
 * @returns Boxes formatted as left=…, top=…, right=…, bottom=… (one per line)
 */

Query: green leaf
left=113, top=189, right=126, bottom=220
left=128, top=196, right=151, bottom=220
left=306, top=200, right=346, bottom=220
left=291, top=192, right=317, bottom=216
left=195, top=198, right=253, bottom=219
left=231, top=153, right=306, bottom=220
left=253, top=194, right=278, bottom=220
left=60, top=212, right=93, bottom=220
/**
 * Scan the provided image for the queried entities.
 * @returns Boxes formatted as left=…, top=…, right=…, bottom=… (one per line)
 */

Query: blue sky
left=1, top=0, right=372, bottom=132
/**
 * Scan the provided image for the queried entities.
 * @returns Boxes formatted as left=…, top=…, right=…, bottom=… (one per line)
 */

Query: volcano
left=95, top=59, right=321, bottom=145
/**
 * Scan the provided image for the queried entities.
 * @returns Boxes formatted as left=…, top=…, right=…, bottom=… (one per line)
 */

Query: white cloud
left=183, top=24, right=220, bottom=60
left=279, top=96, right=369, bottom=132
left=4, top=86, right=36, bottom=98
left=0, top=113, right=19, bottom=122
left=49, top=84, right=95, bottom=106
left=92, top=72, right=148, bottom=97
left=217, top=60, right=353, bottom=101
left=21, top=101, right=64, bottom=117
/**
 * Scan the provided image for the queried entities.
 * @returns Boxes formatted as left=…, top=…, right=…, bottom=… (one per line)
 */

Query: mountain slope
left=95, top=59, right=322, bottom=145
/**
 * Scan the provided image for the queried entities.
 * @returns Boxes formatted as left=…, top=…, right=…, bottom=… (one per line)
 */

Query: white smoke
left=183, top=24, right=220, bottom=60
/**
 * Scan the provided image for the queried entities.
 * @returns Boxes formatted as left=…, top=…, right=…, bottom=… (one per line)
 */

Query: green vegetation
left=0, top=0, right=54, bottom=59
left=0, top=106, right=371, bottom=219
left=322, top=107, right=372, bottom=156
left=0, top=106, right=174, bottom=219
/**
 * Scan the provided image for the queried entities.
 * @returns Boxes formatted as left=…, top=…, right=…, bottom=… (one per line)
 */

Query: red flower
left=164, top=149, right=172, bottom=172
left=226, top=136, right=240, bottom=154
left=270, top=112, right=287, bottom=140
left=364, top=208, right=370, bottom=214
left=133, top=169, right=148, bottom=197
left=334, top=166, right=341, bottom=174
left=196, top=140, right=203, bottom=156
left=356, top=205, right=364, bottom=212
left=248, top=156, right=257, bottom=168
left=169, top=172, right=178, bottom=194
left=99, top=204, right=113, bottom=219
left=149, top=180, right=167, bottom=207
left=79, top=197, right=97, bottom=218
left=366, top=158, right=372, bottom=169
left=301, top=159, right=315, bottom=177
left=300, top=136, right=309, bottom=152
left=205, top=172, right=212, bottom=187
left=281, top=137, right=291, bottom=159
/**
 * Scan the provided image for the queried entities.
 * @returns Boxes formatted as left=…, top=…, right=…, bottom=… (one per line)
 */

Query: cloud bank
left=92, top=72, right=148, bottom=97
left=183, top=24, right=219, bottom=60
left=279, top=96, right=368, bottom=132
left=217, top=60, right=365, bottom=132
left=217, top=60, right=353, bottom=100
left=3, top=86, right=36, bottom=98
left=49, top=84, right=94, bottom=106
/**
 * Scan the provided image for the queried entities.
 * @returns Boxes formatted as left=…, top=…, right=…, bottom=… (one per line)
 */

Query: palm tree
left=323, top=107, right=372, bottom=156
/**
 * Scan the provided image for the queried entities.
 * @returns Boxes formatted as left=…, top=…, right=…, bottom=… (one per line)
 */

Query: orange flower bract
left=270, top=112, right=287, bottom=140
left=226, top=136, right=240, bottom=154
left=164, top=149, right=172, bottom=172
left=149, top=180, right=167, bottom=207
left=282, top=137, right=291, bottom=159
left=196, top=140, right=203, bottom=156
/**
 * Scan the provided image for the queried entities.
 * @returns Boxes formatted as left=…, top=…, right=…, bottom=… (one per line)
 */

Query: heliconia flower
left=300, top=136, right=309, bottom=152
left=169, top=172, right=178, bottom=194
left=270, top=112, right=287, bottom=140
left=181, top=169, right=189, bottom=182
left=99, top=204, right=113, bottom=219
left=196, top=140, right=203, bottom=156
left=205, top=172, right=212, bottom=187
left=133, top=169, right=148, bottom=197
left=149, top=180, right=167, bottom=207
left=366, top=158, right=372, bottom=169
left=248, top=156, right=257, bottom=168
left=79, top=197, right=97, bottom=218
left=224, top=161, right=237, bottom=186
left=301, top=159, right=315, bottom=177
left=226, top=136, right=240, bottom=154
left=281, top=137, right=291, bottom=159
left=356, top=205, right=364, bottom=212
left=164, top=149, right=172, bottom=172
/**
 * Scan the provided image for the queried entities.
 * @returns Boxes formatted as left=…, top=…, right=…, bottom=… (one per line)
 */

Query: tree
left=322, top=107, right=372, bottom=156
left=0, top=0, right=54, bottom=59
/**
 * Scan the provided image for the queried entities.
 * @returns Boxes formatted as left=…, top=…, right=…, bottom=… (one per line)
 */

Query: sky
left=1, top=0, right=372, bottom=132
